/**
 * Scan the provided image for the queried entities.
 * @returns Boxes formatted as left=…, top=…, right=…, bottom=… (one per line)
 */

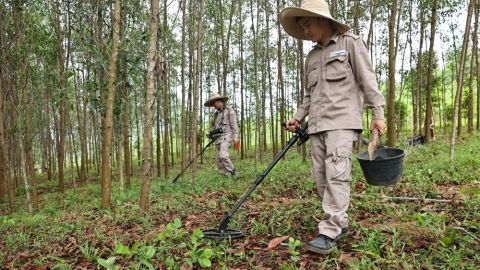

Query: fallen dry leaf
left=267, top=235, right=289, bottom=249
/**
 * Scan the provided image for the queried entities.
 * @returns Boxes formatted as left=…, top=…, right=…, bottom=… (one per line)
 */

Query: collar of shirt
left=314, top=30, right=340, bottom=49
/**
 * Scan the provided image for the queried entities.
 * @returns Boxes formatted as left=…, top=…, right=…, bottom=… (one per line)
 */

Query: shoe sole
left=304, top=244, right=333, bottom=254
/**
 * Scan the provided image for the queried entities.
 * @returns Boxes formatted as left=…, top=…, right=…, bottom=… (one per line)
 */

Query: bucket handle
left=368, top=128, right=384, bottom=161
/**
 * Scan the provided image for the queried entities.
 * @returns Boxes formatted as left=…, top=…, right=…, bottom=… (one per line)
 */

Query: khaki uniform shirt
left=212, top=106, right=239, bottom=144
left=293, top=32, right=385, bottom=134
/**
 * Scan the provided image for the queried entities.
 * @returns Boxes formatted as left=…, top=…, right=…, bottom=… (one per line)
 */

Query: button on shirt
left=293, top=32, right=385, bottom=134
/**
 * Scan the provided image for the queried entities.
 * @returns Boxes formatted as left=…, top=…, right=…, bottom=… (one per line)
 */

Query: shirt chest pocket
left=325, top=54, right=348, bottom=81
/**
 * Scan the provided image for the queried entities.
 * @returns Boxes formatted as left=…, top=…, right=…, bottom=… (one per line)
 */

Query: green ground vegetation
left=1, top=131, right=480, bottom=269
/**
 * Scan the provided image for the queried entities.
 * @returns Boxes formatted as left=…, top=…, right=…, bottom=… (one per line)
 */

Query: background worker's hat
left=204, top=93, right=229, bottom=107
left=280, top=0, right=350, bottom=40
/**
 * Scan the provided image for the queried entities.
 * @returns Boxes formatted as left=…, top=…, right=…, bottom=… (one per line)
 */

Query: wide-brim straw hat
left=280, top=0, right=350, bottom=40
left=204, top=93, right=229, bottom=107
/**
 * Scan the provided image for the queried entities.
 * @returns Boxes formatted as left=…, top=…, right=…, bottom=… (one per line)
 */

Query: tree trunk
left=450, top=0, right=474, bottom=165
left=13, top=0, right=39, bottom=209
left=250, top=0, right=261, bottom=164
left=0, top=15, right=14, bottom=209
left=423, top=0, right=438, bottom=142
left=101, top=0, right=121, bottom=207
left=386, top=0, right=398, bottom=147
left=116, top=129, right=124, bottom=192
left=156, top=91, right=162, bottom=177
left=415, top=7, right=426, bottom=136
left=140, top=0, right=159, bottom=212
left=366, top=0, right=379, bottom=48
left=54, top=0, right=68, bottom=194
left=180, top=0, right=188, bottom=179
left=239, top=0, right=246, bottom=159
left=467, top=3, right=478, bottom=133
left=162, top=1, right=169, bottom=180
left=75, top=75, right=87, bottom=183
left=477, top=7, right=480, bottom=131
left=191, top=0, right=205, bottom=183
left=68, top=117, right=77, bottom=190
left=123, top=83, right=131, bottom=188
left=353, top=0, right=360, bottom=34
left=277, top=0, right=286, bottom=150
left=265, top=1, right=277, bottom=158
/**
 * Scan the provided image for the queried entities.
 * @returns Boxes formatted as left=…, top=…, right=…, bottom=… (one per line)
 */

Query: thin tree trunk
left=75, top=75, right=87, bottom=183
left=265, top=1, right=277, bottom=158
left=156, top=92, right=162, bottom=177
left=239, top=0, right=246, bottom=159
left=366, top=0, right=379, bottom=48
left=191, top=0, right=205, bottom=183
left=123, top=83, right=131, bottom=188
left=415, top=7, right=426, bottom=135
left=180, top=0, right=187, bottom=177
left=277, top=0, right=286, bottom=150
left=299, top=41, right=307, bottom=160
left=250, top=0, right=261, bottom=163
left=353, top=0, right=360, bottom=34
left=450, top=0, right=474, bottom=165
left=424, top=0, right=438, bottom=142
left=18, top=130, right=32, bottom=216
left=162, top=1, right=169, bottom=180
left=140, top=0, right=159, bottom=212
left=101, top=0, right=121, bottom=207
left=387, top=0, right=398, bottom=147
left=467, top=2, right=478, bottom=133
left=477, top=7, right=480, bottom=131
left=117, top=129, right=124, bottom=192
left=68, top=118, right=77, bottom=191
left=13, top=0, right=38, bottom=208
left=0, top=16, right=14, bottom=209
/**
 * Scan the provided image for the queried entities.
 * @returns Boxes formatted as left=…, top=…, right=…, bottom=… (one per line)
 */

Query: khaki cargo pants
left=215, top=140, right=234, bottom=176
left=310, top=129, right=357, bottom=239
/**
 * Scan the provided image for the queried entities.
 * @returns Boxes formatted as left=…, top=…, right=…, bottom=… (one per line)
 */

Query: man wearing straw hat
left=204, top=93, right=240, bottom=179
left=280, top=0, right=386, bottom=254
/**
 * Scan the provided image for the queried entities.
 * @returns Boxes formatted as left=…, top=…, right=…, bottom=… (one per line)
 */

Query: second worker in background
left=204, top=93, right=240, bottom=179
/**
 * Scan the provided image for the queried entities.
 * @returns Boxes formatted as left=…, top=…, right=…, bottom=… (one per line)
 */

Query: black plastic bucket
left=356, top=148, right=406, bottom=186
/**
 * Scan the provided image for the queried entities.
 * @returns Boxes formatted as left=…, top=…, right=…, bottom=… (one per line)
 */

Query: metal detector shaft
left=171, top=128, right=223, bottom=184
left=216, top=122, right=309, bottom=232
left=172, top=139, right=215, bottom=184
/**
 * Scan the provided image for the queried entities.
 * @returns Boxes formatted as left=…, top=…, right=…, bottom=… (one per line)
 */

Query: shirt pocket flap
left=325, top=54, right=348, bottom=81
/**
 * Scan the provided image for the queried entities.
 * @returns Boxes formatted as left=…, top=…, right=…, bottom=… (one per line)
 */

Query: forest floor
left=1, top=131, right=480, bottom=269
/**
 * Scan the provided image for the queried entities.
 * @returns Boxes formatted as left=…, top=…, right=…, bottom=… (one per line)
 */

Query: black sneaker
left=231, top=169, right=239, bottom=179
left=339, top=227, right=349, bottom=237
left=305, top=234, right=336, bottom=254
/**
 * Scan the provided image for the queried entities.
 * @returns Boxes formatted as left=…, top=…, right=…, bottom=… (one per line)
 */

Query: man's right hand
left=206, top=133, right=211, bottom=139
left=284, top=118, right=299, bottom=132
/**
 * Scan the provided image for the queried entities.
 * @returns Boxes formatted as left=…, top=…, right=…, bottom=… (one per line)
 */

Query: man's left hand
left=370, top=119, right=386, bottom=136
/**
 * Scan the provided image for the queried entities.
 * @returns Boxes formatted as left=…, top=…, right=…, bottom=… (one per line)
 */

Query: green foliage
left=78, top=241, right=100, bottom=262
left=282, top=237, right=301, bottom=262
left=97, top=257, right=118, bottom=270
left=2, top=131, right=480, bottom=268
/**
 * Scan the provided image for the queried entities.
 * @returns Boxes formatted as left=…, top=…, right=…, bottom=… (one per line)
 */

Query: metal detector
left=164, top=128, right=223, bottom=186
left=201, top=122, right=310, bottom=240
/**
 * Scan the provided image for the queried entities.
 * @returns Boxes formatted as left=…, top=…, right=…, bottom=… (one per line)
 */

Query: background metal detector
left=165, top=128, right=223, bottom=186
left=201, top=122, right=310, bottom=240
